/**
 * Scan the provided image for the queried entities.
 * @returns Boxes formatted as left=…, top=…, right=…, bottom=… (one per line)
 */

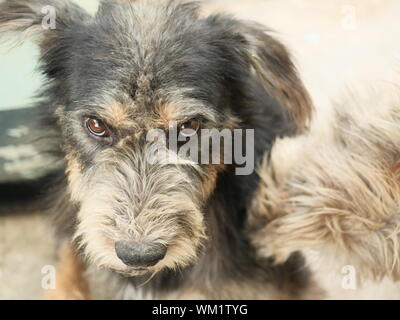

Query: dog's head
left=0, top=0, right=312, bottom=276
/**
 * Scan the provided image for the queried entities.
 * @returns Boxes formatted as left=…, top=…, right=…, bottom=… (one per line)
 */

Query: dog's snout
left=115, top=241, right=167, bottom=267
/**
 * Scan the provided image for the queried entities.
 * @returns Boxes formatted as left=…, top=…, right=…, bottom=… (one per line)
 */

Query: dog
left=0, top=0, right=317, bottom=299
left=248, top=88, right=400, bottom=287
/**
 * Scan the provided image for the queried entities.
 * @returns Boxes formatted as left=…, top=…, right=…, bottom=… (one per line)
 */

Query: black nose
left=115, top=241, right=167, bottom=267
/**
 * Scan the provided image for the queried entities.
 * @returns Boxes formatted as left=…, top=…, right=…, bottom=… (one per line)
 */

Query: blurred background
left=1, top=0, right=400, bottom=299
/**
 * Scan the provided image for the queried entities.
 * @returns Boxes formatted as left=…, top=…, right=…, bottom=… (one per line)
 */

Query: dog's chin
left=108, top=259, right=166, bottom=278
left=113, top=267, right=152, bottom=277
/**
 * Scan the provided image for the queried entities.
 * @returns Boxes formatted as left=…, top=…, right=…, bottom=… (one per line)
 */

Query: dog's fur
left=248, top=90, right=400, bottom=282
left=0, top=0, right=317, bottom=299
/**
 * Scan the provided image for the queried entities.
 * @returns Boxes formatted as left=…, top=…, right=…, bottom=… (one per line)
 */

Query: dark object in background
left=0, top=107, right=58, bottom=205
left=0, top=107, right=43, bottom=182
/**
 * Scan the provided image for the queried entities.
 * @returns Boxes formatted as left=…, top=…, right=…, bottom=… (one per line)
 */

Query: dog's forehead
left=66, top=0, right=232, bottom=118
left=94, top=95, right=217, bottom=130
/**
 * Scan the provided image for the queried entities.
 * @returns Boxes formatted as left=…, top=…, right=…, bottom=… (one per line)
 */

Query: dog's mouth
left=127, top=267, right=149, bottom=274
left=111, top=265, right=152, bottom=277
left=129, top=267, right=147, bottom=272
left=126, top=267, right=150, bottom=276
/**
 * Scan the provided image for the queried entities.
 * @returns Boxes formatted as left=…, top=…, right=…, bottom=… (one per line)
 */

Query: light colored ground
left=0, top=210, right=56, bottom=299
left=1, top=0, right=400, bottom=299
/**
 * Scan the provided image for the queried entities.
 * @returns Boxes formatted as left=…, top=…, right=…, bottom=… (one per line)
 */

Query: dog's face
left=0, top=0, right=312, bottom=276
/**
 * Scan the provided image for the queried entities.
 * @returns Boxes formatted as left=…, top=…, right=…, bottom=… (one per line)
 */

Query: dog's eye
left=85, top=118, right=110, bottom=138
left=178, top=120, right=200, bottom=138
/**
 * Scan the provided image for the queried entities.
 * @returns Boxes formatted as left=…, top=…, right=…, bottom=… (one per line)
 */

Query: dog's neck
left=190, top=168, right=264, bottom=287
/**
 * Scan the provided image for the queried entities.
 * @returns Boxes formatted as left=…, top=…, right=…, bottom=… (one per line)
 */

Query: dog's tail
left=247, top=89, right=400, bottom=281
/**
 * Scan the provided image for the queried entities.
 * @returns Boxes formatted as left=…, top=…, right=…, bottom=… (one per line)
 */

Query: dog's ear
left=236, top=22, right=313, bottom=133
left=0, top=0, right=50, bottom=37
left=0, top=0, right=89, bottom=37
left=0, top=0, right=90, bottom=76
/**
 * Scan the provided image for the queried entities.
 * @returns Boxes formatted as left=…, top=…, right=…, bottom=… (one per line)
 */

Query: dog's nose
left=115, top=240, right=167, bottom=267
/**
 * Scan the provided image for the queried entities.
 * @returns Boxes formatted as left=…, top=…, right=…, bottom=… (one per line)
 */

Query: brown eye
left=179, top=119, right=200, bottom=138
left=85, top=118, right=110, bottom=138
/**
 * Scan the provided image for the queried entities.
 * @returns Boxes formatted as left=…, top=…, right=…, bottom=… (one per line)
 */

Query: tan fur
left=64, top=151, right=84, bottom=201
left=157, top=102, right=179, bottom=123
left=96, top=95, right=221, bottom=132
left=47, top=243, right=90, bottom=300
left=99, top=102, right=137, bottom=129
left=248, top=93, right=400, bottom=281
left=200, top=165, right=225, bottom=200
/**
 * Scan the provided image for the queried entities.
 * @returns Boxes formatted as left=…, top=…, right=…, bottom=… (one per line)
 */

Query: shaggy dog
left=0, top=0, right=318, bottom=299
left=248, top=90, right=400, bottom=284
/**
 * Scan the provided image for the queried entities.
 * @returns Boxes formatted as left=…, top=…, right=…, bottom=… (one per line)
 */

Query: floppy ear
left=237, top=22, right=313, bottom=133
left=0, top=0, right=90, bottom=78
left=0, top=0, right=88, bottom=37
